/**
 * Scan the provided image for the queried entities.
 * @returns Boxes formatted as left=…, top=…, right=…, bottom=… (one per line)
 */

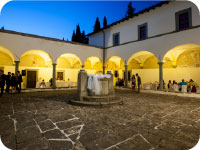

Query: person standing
left=131, top=75, right=136, bottom=91
left=0, top=70, right=6, bottom=97
left=136, top=73, right=141, bottom=93
left=6, top=72, right=11, bottom=93
left=16, top=71, right=22, bottom=93
left=10, top=73, right=17, bottom=94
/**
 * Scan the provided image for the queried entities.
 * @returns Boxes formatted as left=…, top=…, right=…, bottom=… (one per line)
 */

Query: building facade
left=88, top=1, right=200, bottom=88
left=0, top=1, right=200, bottom=89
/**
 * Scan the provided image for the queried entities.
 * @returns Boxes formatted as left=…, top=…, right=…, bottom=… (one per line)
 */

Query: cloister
left=0, top=29, right=200, bottom=90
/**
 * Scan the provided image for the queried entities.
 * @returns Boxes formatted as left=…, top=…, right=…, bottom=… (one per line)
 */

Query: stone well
left=70, top=69, right=123, bottom=106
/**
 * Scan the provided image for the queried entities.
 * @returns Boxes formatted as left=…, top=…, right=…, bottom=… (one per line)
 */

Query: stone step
left=70, top=99, right=123, bottom=107
left=83, top=95, right=116, bottom=102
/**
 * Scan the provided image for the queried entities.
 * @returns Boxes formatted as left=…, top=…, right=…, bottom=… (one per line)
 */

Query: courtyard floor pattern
left=0, top=89, right=200, bottom=150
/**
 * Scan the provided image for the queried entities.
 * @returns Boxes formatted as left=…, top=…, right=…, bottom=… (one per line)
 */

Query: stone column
left=124, top=63, right=128, bottom=88
left=158, top=61, right=164, bottom=90
left=103, top=65, right=106, bottom=74
left=82, top=64, right=85, bottom=69
left=107, top=70, right=114, bottom=94
left=15, top=61, right=20, bottom=75
left=52, top=63, right=57, bottom=89
left=77, top=69, right=88, bottom=101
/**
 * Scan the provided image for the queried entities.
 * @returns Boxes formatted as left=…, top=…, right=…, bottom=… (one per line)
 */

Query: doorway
left=27, top=71, right=37, bottom=88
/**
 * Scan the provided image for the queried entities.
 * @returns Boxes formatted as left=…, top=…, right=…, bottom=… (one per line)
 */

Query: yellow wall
left=163, top=67, right=200, bottom=85
left=1, top=65, right=15, bottom=74
left=0, top=52, right=13, bottom=66
left=131, top=69, right=159, bottom=85
left=129, top=67, right=200, bottom=86
left=18, top=66, right=52, bottom=88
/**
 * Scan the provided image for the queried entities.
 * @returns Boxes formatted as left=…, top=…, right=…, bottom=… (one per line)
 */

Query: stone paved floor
left=0, top=89, right=200, bottom=150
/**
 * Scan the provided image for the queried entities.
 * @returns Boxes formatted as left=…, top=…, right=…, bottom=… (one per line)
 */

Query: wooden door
left=27, top=71, right=36, bottom=88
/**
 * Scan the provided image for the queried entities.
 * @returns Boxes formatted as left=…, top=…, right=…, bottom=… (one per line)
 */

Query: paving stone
left=155, top=138, right=188, bottom=150
left=34, top=114, right=48, bottom=122
left=56, top=119, right=82, bottom=130
left=17, top=137, right=49, bottom=150
left=73, top=140, right=87, bottom=150
left=1, top=90, right=200, bottom=150
left=49, top=114, right=75, bottom=123
left=38, top=120, right=56, bottom=132
left=117, top=135, right=152, bottom=150
left=106, top=146, right=120, bottom=150
left=64, top=126, right=81, bottom=135
left=16, top=125, right=42, bottom=143
left=16, top=119, right=36, bottom=131
left=0, top=119, right=15, bottom=136
left=49, top=140, right=73, bottom=150
left=1, top=133, right=16, bottom=150
left=44, top=129, right=66, bottom=139
left=69, top=133, right=79, bottom=142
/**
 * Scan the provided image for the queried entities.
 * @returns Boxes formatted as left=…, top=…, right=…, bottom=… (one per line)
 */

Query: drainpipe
left=102, top=30, right=106, bottom=74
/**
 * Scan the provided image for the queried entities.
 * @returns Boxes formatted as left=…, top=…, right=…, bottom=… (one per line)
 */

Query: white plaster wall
left=89, top=1, right=200, bottom=48
left=106, top=27, right=200, bottom=62
left=89, top=33, right=104, bottom=47
left=0, top=32, right=103, bottom=63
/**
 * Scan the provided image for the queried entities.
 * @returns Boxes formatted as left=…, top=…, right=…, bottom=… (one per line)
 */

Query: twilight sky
left=0, top=1, right=162, bottom=41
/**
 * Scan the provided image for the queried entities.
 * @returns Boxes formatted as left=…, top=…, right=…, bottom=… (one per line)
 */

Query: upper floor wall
left=0, top=30, right=103, bottom=64
left=88, top=1, right=200, bottom=48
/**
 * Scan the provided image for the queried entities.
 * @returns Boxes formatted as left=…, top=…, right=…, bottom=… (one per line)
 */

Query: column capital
left=158, top=61, right=164, bottom=65
left=14, top=61, right=20, bottom=63
left=81, top=65, right=85, bottom=68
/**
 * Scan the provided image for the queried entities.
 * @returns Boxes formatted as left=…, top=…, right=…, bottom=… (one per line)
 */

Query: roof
left=0, top=29, right=103, bottom=49
left=87, top=1, right=172, bottom=36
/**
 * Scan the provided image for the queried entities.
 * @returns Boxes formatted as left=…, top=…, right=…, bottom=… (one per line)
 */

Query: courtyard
left=0, top=89, right=200, bottom=150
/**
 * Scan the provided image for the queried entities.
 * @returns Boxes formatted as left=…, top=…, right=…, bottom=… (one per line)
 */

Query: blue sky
left=0, top=1, right=162, bottom=41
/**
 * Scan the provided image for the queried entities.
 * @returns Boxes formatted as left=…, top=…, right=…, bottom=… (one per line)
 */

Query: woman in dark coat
left=132, top=75, right=136, bottom=91
left=10, top=73, right=17, bottom=93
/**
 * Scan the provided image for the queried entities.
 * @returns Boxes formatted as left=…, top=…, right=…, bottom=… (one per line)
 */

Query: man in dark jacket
left=16, top=71, right=23, bottom=93
left=136, top=73, right=141, bottom=93
left=0, top=70, right=6, bottom=97
left=6, top=72, right=11, bottom=93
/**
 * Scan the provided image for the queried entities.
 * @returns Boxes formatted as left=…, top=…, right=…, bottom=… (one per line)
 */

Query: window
left=113, top=33, right=120, bottom=46
left=176, top=8, right=192, bottom=30
left=57, top=72, right=64, bottom=80
left=138, top=23, right=148, bottom=40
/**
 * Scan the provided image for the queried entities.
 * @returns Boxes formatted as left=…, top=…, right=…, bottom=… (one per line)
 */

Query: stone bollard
left=107, top=70, right=114, bottom=94
left=99, top=78, right=109, bottom=95
left=77, top=69, right=88, bottom=101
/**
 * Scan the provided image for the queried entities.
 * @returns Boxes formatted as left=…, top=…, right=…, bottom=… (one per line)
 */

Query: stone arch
left=128, top=51, right=159, bottom=69
left=127, top=51, right=159, bottom=86
left=20, top=49, right=53, bottom=68
left=56, top=53, right=82, bottom=69
left=84, top=56, right=103, bottom=70
left=106, top=56, right=125, bottom=70
left=0, top=45, right=15, bottom=66
left=163, top=43, right=200, bottom=68
left=163, top=43, right=200, bottom=85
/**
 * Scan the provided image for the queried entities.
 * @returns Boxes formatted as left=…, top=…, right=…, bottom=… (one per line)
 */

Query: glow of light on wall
left=127, top=51, right=155, bottom=66
left=163, top=43, right=200, bottom=64
left=87, top=57, right=101, bottom=68
left=59, top=53, right=82, bottom=67
left=21, top=49, right=52, bottom=66
left=0, top=46, right=15, bottom=63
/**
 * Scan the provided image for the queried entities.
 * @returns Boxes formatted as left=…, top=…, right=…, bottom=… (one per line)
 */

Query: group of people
left=167, top=79, right=197, bottom=93
left=116, top=78, right=124, bottom=87
left=131, top=73, right=141, bottom=93
left=115, top=73, right=141, bottom=93
left=0, top=70, right=23, bottom=97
